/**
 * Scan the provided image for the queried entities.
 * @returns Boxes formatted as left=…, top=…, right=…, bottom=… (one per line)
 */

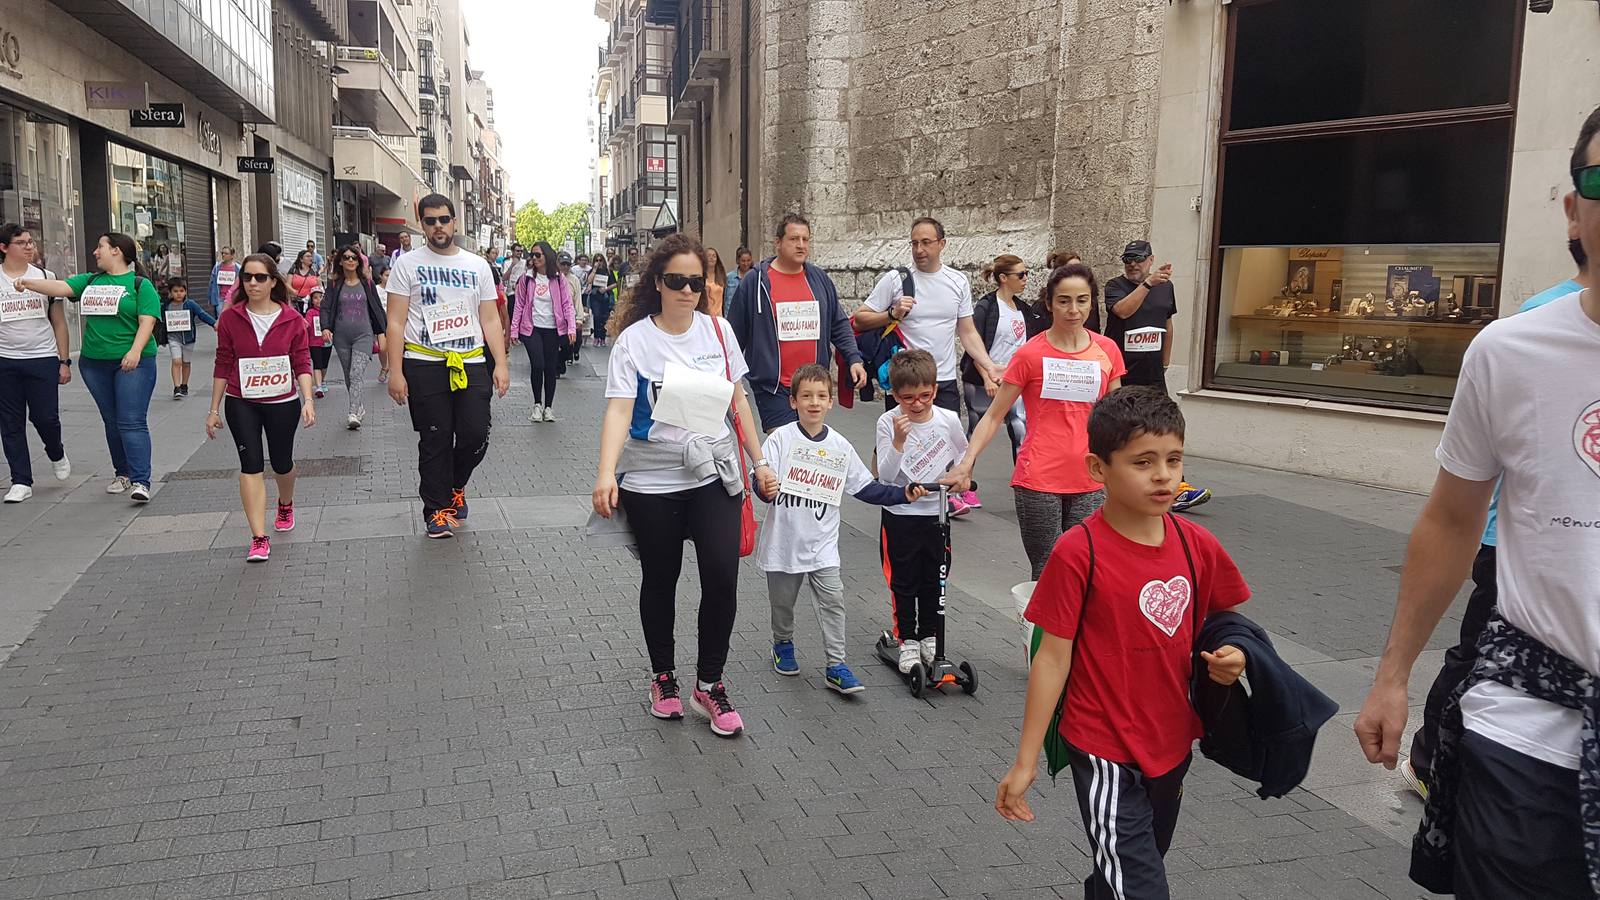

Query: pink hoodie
left=512, top=270, right=575, bottom=338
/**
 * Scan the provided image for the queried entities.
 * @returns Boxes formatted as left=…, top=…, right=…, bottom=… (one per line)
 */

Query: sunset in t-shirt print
left=1139, top=575, right=1192, bottom=638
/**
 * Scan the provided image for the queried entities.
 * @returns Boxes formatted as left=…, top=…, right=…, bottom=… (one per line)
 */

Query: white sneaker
left=129, top=483, right=151, bottom=503
left=920, top=636, right=938, bottom=666
left=51, top=457, right=70, bottom=481
left=531, top=402, right=544, bottom=423
left=3, top=484, right=31, bottom=503
left=347, top=413, right=361, bottom=430
left=542, top=406, right=556, bottom=423
left=898, top=640, right=921, bottom=674
left=105, top=475, right=130, bottom=494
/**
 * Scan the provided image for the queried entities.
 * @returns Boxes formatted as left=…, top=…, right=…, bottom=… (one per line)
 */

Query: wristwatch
left=57, top=358, right=71, bottom=367
left=753, top=459, right=770, bottom=470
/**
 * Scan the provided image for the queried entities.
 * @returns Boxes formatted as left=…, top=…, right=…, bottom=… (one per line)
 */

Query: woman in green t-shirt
left=19, top=232, right=162, bottom=501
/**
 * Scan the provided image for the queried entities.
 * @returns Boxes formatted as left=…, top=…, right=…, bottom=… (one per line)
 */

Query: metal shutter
left=180, top=167, right=214, bottom=281
left=279, top=206, right=312, bottom=256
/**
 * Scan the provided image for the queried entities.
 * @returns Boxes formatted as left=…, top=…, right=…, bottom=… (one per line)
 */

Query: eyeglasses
left=1576, top=164, right=1600, bottom=201
left=240, top=272, right=273, bottom=284
left=1006, top=269, right=1029, bottom=279
left=659, top=273, right=707, bottom=293
left=909, top=239, right=941, bottom=250
left=422, top=215, right=454, bottom=226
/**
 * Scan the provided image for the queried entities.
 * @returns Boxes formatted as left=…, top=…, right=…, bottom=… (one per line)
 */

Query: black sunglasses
left=1007, top=269, right=1029, bottom=279
left=660, top=273, right=706, bottom=293
left=529, top=251, right=544, bottom=259
left=422, top=215, right=453, bottom=226
left=240, top=272, right=273, bottom=283
left=1575, top=164, right=1600, bottom=201
left=341, top=254, right=360, bottom=262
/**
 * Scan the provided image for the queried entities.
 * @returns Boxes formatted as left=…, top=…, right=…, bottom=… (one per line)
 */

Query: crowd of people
left=0, top=103, right=1595, bottom=900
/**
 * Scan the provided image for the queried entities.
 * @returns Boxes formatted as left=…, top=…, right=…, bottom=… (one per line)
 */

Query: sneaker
left=649, top=672, right=684, bottom=720
left=347, top=412, right=362, bottom=430
left=3, top=484, right=31, bottom=503
left=825, top=663, right=865, bottom=695
left=948, top=495, right=971, bottom=518
left=179, top=384, right=189, bottom=396
left=129, top=483, right=151, bottom=503
left=425, top=507, right=459, bottom=539
left=691, top=681, right=744, bottom=737
left=274, top=502, right=295, bottom=532
left=542, top=406, right=557, bottom=423
left=450, top=489, right=468, bottom=520
left=172, top=387, right=182, bottom=401
left=1401, top=758, right=1429, bottom=802
left=51, top=457, right=70, bottom=481
left=772, top=640, right=799, bottom=676
left=246, top=535, right=270, bottom=562
left=1171, top=483, right=1213, bottom=512
left=898, top=640, right=921, bottom=674
left=105, top=475, right=130, bottom=494
left=314, top=387, right=325, bottom=399
left=531, top=402, right=544, bottom=423
left=920, top=636, right=938, bottom=666
left=959, top=489, right=981, bottom=509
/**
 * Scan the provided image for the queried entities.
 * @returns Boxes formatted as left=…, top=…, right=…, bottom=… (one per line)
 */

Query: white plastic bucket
left=1013, top=581, right=1039, bottom=667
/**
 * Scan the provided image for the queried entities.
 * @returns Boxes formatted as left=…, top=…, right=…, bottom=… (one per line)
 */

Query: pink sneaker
left=649, top=672, right=683, bottom=720
left=948, top=495, right=972, bottom=518
left=274, top=502, right=295, bottom=532
left=246, top=535, right=270, bottom=562
left=691, top=681, right=744, bottom=738
left=959, top=489, right=982, bottom=510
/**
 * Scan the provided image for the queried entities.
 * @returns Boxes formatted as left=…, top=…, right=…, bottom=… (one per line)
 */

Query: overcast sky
left=462, top=0, right=605, bottom=212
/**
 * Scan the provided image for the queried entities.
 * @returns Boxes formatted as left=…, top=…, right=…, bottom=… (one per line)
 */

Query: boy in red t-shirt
left=996, top=387, right=1251, bottom=899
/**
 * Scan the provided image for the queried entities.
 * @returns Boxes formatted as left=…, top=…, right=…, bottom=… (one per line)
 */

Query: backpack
left=851, top=267, right=916, bottom=400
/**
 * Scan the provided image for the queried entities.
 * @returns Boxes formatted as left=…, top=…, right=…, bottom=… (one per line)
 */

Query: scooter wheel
left=959, top=661, right=978, bottom=695
left=909, top=663, right=926, bottom=699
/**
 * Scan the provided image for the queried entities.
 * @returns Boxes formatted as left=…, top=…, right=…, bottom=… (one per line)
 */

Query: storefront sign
left=280, top=165, right=319, bottom=208
left=646, top=157, right=666, bottom=173
left=130, top=103, right=184, bottom=128
left=85, top=81, right=145, bottom=109
left=198, top=117, right=221, bottom=156
left=237, top=156, right=275, bottom=174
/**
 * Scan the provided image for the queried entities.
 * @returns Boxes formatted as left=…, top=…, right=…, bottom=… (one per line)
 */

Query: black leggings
left=521, top=326, right=560, bottom=406
left=619, top=482, right=741, bottom=682
left=225, top=395, right=300, bottom=475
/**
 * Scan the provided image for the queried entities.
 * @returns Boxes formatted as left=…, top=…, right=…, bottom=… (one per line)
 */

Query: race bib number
left=216, top=268, right=237, bottom=287
left=775, top=300, right=820, bottom=342
left=1123, top=326, right=1164, bottom=353
left=423, top=297, right=477, bottom=343
left=591, top=273, right=610, bottom=290
left=80, top=284, right=125, bottom=316
left=0, top=292, right=47, bottom=323
left=780, top=443, right=849, bottom=506
left=165, top=309, right=192, bottom=332
left=902, top=431, right=954, bottom=482
left=239, top=356, right=293, bottom=400
left=1040, top=357, right=1102, bottom=403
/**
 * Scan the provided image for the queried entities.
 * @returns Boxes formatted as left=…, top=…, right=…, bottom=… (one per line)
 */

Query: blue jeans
left=79, top=356, right=156, bottom=485
left=0, top=356, right=65, bottom=486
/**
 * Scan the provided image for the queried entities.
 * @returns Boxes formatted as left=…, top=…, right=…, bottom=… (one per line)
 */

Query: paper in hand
left=653, top=361, right=733, bottom=437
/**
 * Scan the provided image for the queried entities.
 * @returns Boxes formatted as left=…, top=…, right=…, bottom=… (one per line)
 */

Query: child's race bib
left=780, top=443, right=849, bottom=506
left=239, top=356, right=293, bottom=399
left=0, top=292, right=47, bottom=323
left=423, top=297, right=476, bottom=343
left=165, top=309, right=192, bottom=333
left=902, top=431, right=954, bottom=482
left=80, top=284, right=125, bottom=316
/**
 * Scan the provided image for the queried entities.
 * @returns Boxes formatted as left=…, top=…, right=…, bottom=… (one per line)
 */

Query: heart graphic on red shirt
left=1139, top=576, right=1192, bottom=638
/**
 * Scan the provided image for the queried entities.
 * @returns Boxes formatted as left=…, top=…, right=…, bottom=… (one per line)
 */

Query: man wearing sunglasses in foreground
left=1355, top=104, right=1600, bottom=899
left=385, top=194, right=511, bottom=539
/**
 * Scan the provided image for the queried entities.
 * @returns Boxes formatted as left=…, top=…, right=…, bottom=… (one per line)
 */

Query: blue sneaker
left=1170, top=482, right=1213, bottom=512
left=772, top=640, right=799, bottom=676
left=825, top=663, right=864, bottom=695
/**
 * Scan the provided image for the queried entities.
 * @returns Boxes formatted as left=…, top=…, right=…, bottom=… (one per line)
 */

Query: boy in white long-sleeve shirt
left=755, top=364, right=924, bottom=694
left=874, top=350, right=968, bottom=674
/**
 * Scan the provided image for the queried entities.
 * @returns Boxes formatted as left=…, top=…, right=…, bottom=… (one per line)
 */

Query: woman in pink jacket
left=511, top=241, right=576, bottom=423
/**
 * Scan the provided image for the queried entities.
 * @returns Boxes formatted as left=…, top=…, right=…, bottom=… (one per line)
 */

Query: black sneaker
left=179, top=384, right=189, bottom=396
left=425, top=508, right=459, bottom=539
left=172, top=388, right=182, bottom=401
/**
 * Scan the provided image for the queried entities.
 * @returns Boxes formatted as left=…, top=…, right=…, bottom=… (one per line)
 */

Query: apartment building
left=595, top=0, right=678, bottom=251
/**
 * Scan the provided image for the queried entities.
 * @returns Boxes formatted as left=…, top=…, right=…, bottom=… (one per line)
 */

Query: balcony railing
left=420, top=135, right=437, bottom=155
left=336, top=45, right=400, bottom=85
left=670, top=0, right=729, bottom=104
left=419, top=75, right=436, bottom=96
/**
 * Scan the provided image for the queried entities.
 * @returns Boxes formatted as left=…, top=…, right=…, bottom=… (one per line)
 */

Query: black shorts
left=310, top=346, right=332, bottom=371
left=224, top=395, right=300, bottom=476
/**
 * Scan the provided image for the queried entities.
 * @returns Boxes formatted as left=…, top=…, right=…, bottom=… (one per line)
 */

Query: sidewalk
left=0, top=341, right=1454, bottom=899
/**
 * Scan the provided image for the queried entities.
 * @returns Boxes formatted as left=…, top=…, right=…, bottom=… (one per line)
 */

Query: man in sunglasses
left=384, top=194, right=511, bottom=539
left=726, top=213, right=866, bottom=432
left=503, top=244, right=527, bottom=286
left=1355, top=104, right=1600, bottom=899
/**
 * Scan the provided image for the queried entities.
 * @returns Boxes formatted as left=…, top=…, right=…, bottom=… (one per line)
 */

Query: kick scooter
left=873, top=485, right=978, bottom=698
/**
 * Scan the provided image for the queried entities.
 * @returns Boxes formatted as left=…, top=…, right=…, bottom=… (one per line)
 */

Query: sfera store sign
left=130, top=103, right=184, bottom=128
left=237, top=156, right=275, bottom=174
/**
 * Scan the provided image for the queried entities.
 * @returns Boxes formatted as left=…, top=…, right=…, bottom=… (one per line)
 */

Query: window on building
left=1204, top=0, right=1524, bottom=411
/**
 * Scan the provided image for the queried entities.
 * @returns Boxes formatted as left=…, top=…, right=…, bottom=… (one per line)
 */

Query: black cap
left=558, top=252, right=572, bottom=264
left=1121, top=240, right=1153, bottom=261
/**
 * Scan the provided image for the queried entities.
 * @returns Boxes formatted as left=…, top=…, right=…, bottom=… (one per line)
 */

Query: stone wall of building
left=759, top=0, right=1169, bottom=305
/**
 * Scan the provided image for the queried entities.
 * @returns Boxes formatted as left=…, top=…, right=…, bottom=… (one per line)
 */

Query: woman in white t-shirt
left=962, top=254, right=1048, bottom=459
left=592, top=233, right=778, bottom=740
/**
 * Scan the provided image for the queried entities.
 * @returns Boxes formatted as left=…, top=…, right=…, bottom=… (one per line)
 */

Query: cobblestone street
left=0, top=342, right=1460, bottom=900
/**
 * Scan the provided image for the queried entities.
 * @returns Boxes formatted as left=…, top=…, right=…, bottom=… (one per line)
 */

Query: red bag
left=711, top=317, right=758, bottom=557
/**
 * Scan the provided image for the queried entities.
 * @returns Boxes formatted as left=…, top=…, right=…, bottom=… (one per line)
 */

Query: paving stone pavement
left=0, top=344, right=1451, bottom=899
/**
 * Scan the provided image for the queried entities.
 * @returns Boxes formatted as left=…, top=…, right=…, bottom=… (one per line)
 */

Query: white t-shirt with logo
left=756, top=424, right=881, bottom=574
left=874, top=405, right=968, bottom=516
left=864, top=266, right=975, bottom=381
left=1436, top=291, right=1600, bottom=769
left=387, top=247, right=498, bottom=362
left=0, top=265, right=55, bottom=360
left=604, top=312, right=750, bottom=494
left=990, top=298, right=1028, bottom=368
left=531, top=274, right=556, bottom=328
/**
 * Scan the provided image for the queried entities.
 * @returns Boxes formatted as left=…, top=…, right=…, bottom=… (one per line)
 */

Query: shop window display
left=108, top=143, right=188, bottom=278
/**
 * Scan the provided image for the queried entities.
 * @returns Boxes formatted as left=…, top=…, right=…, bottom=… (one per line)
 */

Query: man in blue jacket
left=727, top=213, right=866, bottom=431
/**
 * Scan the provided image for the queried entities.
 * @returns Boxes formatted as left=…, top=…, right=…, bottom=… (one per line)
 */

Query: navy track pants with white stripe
left=1066, top=742, right=1192, bottom=900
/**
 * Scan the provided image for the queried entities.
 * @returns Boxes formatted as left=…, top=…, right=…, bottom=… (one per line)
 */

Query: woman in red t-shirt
left=943, top=263, right=1126, bottom=578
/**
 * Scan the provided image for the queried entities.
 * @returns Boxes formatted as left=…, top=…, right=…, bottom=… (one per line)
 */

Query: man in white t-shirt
left=502, top=244, right=527, bottom=286
left=1355, top=106, right=1600, bottom=898
left=385, top=194, right=511, bottom=539
left=391, top=232, right=412, bottom=259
